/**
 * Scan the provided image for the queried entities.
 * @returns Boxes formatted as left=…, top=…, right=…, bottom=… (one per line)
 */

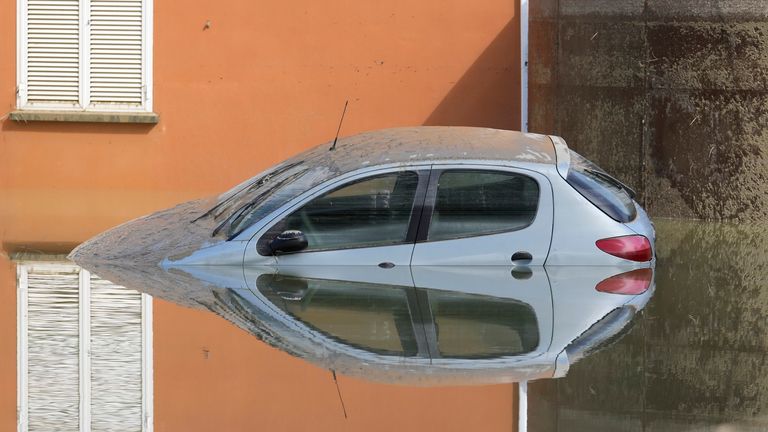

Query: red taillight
left=595, top=235, right=652, bottom=262
left=596, top=268, right=653, bottom=295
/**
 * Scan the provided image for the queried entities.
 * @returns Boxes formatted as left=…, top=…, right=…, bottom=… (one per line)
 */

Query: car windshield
left=565, top=150, right=637, bottom=223
left=194, top=156, right=337, bottom=239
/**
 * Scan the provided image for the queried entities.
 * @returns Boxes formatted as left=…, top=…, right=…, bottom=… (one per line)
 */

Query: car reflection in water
left=73, top=262, right=655, bottom=386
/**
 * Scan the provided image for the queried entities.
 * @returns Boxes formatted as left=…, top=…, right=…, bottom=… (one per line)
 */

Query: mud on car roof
left=313, top=126, right=557, bottom=167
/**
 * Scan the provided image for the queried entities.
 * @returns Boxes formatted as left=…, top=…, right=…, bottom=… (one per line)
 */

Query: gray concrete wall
left=529, top=1, right=768, bottom=220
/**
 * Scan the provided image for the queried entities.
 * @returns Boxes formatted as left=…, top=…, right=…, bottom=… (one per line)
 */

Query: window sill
left=8, top=110, right=159, bottom=124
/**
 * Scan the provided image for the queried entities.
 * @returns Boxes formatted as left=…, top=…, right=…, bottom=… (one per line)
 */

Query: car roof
left=186, top=127, right=558, bottom=241
left=315, top=126, right=557, bottom=169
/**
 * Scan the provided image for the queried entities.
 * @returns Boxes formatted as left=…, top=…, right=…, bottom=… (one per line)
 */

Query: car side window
left=427, top=170, right=539, bottom=242
left=258, top=171, right=420, bottom=254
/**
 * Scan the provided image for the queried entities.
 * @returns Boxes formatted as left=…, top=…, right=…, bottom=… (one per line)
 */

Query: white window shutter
left=18, top=0, right=152, bottom=111
left=89, top=275, right=144, bottom=432
left=24, top=0, right=81, bottom=106
left=25, top=266, right=81, bottom=431
left=88, top=0, right=146, bottom=109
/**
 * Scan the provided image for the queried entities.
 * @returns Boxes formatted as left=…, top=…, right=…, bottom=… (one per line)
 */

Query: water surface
left=529, top=219, right=768, bottom=431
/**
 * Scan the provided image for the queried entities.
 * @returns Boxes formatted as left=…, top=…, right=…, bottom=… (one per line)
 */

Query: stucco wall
left=529, top=0, right=768, bottom=220
left=1, top=0, right=521, bottom=247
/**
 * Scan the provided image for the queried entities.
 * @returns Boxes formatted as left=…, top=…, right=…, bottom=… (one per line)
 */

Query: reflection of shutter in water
left=19, top=263, right=151, bottom=432
left=90, top=276, right=143, bottom=431
left=26, top=268, right=81, bottom=431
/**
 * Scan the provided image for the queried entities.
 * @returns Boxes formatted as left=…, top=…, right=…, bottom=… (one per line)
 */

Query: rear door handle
left=511, top=251, right=533, bottom=262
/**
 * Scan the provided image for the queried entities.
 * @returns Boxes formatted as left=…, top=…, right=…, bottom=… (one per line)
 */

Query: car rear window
left=565, top=151, right=636, bottom=223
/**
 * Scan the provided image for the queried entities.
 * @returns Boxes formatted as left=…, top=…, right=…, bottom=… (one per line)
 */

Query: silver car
left=71, top=126, right=656, bottom=268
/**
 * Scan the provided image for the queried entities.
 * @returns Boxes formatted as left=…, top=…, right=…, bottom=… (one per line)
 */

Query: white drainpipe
left=519, top=0, right=530, bottom=430
left=520, top=0, right=529, bottom=133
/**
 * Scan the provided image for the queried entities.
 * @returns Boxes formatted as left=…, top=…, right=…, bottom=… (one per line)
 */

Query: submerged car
left=70, top=127, right=655, bottom=267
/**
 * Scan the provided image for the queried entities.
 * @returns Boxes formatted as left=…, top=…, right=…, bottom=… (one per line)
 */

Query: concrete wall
left=530, top=1, right=768, bottom=220
left=0, top=0, right=522, bottom=429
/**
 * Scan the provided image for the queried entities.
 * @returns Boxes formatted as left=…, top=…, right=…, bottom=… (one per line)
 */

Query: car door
left=410, top=165, right=553, bottom=266
left=244, top=166, right=429, bottom=266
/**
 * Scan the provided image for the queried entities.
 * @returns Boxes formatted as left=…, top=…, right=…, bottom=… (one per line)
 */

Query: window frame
left=255, top=168, right=430, bottom=256
left=16, top=261, right=154, bottom=432
left=415, top=167, right=542, bottom=243
left=16, top=0, right=154, bottom=113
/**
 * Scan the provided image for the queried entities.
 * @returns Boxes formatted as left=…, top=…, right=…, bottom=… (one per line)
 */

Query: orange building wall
left=0, top=0, right=522, bottom=430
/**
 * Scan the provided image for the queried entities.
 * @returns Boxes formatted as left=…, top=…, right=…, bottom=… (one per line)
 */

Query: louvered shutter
left=17, top=263, right=152, bottom=432
left=90, top=276, right=144, bottom=432
left=89, top=0, right=145, bottom=108
left=25, top=266, right=81, bottom=431
left=19, top=0, right=150, bottom=111
left=24, top=0, right=81, bottom=106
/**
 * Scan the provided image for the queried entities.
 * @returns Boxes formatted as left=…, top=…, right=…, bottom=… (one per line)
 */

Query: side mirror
left=269, top=230, right=308, bottom=255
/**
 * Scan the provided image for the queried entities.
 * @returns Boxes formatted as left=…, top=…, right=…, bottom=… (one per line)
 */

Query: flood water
left=13, top=219, right=768, bottom=431
left=72, top=261, right=654, bottom=388
left=529, top=219, right=768, bottom=431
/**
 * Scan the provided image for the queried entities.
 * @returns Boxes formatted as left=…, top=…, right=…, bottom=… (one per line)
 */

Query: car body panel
left=544, top=166, right=654, bottom=267
left=624, top=202, right=657, bottom=246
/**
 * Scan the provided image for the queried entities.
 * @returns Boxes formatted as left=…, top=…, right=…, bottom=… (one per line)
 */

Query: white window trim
left=16, top=0, right=154, bottom=113
left=16, top=262, right=154, bottom=432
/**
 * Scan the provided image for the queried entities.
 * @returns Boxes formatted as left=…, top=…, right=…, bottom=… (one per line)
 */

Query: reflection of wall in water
left=530, top=220, right=768, bottom=430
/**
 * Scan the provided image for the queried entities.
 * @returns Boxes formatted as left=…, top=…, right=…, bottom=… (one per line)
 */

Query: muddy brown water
left=529, top=219, right=768, bottom=431
left=17, top=218, right=766, bottom=430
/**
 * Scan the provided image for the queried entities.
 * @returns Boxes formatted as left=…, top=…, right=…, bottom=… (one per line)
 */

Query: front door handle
left=511, top=251, right=533, bottom=262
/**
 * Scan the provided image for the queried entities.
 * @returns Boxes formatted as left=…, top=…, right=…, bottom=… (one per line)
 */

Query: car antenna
left=328, top=99, right=349, bottom=151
